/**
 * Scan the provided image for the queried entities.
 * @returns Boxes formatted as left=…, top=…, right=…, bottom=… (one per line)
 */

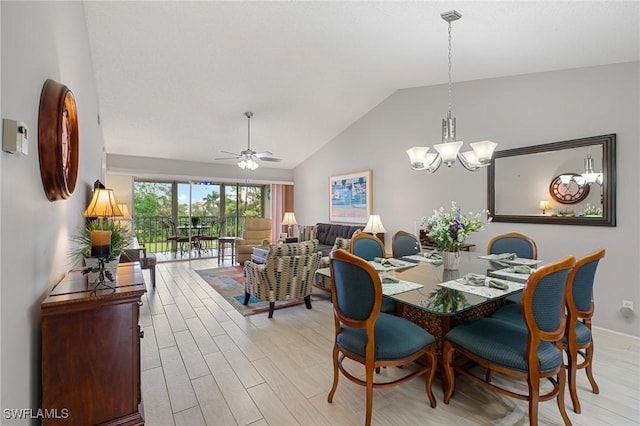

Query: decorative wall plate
left=549, top=173, right=589, bottom=204
left=38, top=79, right=79, bottom=201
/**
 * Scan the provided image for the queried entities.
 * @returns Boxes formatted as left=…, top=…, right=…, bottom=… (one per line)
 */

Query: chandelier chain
left=447, top=20, right=453, bottom=113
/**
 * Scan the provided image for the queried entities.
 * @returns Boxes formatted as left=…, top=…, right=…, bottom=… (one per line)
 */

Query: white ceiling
left=84, top=1, right=639, bottom=170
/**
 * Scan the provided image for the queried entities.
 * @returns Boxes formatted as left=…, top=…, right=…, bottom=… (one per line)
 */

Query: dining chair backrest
left=392, top=230, right=421, bottom=258
left=568, top=249, right=605, bottom=315
left=487, top=232, right=538, bottom=259
left=565, top=248, right=605, bottom=414
left=523, top=256, right=575, bottom=340
left=330, top=249, right=382, bottom=324
left=350, top=232, right=384, bottom=261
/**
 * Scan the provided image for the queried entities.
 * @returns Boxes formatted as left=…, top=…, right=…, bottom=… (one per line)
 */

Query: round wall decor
left=549, top=173, right=589, bottom=204
left=38, top=79, right=79, bottom=201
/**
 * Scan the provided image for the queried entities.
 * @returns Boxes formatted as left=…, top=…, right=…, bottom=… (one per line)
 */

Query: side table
left=218, top=236, right=238, bottom=266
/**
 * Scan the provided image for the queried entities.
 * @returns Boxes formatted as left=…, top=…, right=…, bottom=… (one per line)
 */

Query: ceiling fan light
left=246, top=158, right=259, bottom=170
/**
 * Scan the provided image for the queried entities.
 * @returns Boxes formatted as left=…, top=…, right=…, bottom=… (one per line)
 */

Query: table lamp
left=282, top=212, right=297, bottom=237
left=83, top=188, right=123, bottom=282
left=363, top=214, right=386, bottom=234
left=83, top=188, right=122, bottom=218
left=538, top=200, right=551, bottom=215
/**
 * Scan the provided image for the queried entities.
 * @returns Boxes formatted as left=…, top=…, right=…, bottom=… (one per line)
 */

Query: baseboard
left=593, top=325, right=640, bottom=341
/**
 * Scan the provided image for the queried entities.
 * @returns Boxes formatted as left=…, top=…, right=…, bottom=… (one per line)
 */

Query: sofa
left=298, top=223, right=363, bottom=256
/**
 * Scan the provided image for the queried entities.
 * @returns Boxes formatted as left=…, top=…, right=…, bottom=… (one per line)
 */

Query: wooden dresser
left=41, top=262, right=147, bottom=425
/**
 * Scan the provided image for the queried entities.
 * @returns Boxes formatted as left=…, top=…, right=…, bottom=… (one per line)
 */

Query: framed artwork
left=38, top=79, right=79, bottom=201
left=329, top=170, right=372, bottom=223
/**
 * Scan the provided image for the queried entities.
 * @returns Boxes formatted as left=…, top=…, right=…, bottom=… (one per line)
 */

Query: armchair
left=243, top=240, right=322, bottom=318
left=236, top=217, right=272, bottom=264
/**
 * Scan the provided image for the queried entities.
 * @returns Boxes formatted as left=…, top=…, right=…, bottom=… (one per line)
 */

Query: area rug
left=195, top=266, right=305, bottom=316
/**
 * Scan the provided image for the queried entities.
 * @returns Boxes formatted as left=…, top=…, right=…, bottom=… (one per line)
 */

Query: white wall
left=1, top=2, right=105, bottom=419
left=294, top=62, right=640, bottom=337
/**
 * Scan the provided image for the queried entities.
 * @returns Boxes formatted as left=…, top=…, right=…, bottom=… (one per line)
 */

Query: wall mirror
left=488, top=134, right=616, bottom=226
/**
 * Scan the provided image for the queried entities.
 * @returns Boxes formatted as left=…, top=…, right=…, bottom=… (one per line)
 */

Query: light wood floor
left=139, top=258, right=640, bottom=425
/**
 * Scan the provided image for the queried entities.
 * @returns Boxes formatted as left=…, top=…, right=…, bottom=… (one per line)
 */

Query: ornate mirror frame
left=488, top=134, right=616, bottom=226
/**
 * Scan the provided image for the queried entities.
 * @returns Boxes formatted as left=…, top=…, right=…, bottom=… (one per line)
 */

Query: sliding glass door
left=133, top=179, right=265, bottom=260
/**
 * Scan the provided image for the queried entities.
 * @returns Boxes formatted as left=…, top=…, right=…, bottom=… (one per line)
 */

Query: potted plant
left=71, top=219, right=132, bottom=284
left=583, top=203, right=603, bottom=217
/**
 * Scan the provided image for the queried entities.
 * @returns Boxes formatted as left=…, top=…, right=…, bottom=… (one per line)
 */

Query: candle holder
left=83, top=255, right=116, bottom=291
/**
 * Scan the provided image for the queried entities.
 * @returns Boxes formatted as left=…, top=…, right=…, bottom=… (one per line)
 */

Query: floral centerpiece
left=420, top=202, right=486, bottom=269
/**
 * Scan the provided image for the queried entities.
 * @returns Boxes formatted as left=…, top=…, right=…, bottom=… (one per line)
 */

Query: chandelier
left=407, top=10, right=497, bottom=173
left=559, top=149, right=603, bottom=187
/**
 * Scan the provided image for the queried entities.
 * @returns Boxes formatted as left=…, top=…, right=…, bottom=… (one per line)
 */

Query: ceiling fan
left=214, top=112, right=281, bottom=170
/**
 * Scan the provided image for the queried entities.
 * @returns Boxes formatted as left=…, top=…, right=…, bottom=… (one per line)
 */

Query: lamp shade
left=559, top=175, right=573, bottom=185
left=363, top=214, right=386, bottom=234
left=469, top=140, right=498, bottom=163
left=117, top=203, right=131, bottom=220
left=282, top=212, right=297, bottom=226
left=83, top=188, right=122, bottom=218
left=433, top=141, right=463, bottom=167
left=406, top=147, right=430, bottom=170
left=538, top=200, right=551, bottom=211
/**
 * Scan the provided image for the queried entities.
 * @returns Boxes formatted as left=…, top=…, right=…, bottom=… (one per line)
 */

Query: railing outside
left=133, top=215, right=247, bottom=253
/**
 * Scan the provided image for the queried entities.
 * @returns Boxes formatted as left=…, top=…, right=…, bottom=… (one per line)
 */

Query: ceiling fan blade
left=220, top=150, right=241, bottom=157
left=258, top=156, right=282, bottom=162
left=214, top=157, right=241, bottom=161
left=254, top=151, right=273, bottom=158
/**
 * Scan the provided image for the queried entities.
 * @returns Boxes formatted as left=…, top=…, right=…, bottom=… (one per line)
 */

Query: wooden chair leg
left=527, top=374, right=540, bottom=426
left=425, top=346, right=437, bottom=408
left=442, top=342, right=456, bottom=404
left=268, top=302, right=275, bottom=318
left=585, top=342, right=600, bottom=394
left=567, top=344, right=581, bottom=414
left=365, top=364, right=374, bottom=426
left=243, top=292, right=250, bottom=305
left=557, top=366, right=572, bottom=426
left=327, top=345, right=340, bottom=403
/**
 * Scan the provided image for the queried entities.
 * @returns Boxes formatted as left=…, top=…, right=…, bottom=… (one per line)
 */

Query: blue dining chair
left=350, top=232, right=384, bottom=261
left=350, top=232, right=396, bottom=313
left=488, top=232, right=538, bottom=304
left=487, top=232, right=538, bottom=259
left=490, top=248, right=605, bottom=414
left=442, top=255, right=576, bottom=426
left=392, top=230, right=421, bottom=258
left=328, top=249, right=437, bottom=426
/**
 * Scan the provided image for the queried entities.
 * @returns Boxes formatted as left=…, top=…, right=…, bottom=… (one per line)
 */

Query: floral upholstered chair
left=243, top=240, right=322, bottom=318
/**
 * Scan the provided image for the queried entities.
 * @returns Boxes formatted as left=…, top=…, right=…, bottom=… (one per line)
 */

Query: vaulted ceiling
left=84, top=1, right=639, bottom=170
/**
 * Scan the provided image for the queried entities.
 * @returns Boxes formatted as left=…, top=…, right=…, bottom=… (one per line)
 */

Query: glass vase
left=442, top=251, right=460, bottom=270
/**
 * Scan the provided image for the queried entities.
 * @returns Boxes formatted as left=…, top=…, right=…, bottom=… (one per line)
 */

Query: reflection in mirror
left=488, top=134, right=615, bottom=226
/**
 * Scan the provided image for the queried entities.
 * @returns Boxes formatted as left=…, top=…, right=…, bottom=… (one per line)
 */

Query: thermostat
left=3, top=119, right=29, bottom=155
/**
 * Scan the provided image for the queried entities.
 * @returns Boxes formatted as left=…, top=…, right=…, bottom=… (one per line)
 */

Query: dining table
left=316, top=250, right=539, bottom=365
